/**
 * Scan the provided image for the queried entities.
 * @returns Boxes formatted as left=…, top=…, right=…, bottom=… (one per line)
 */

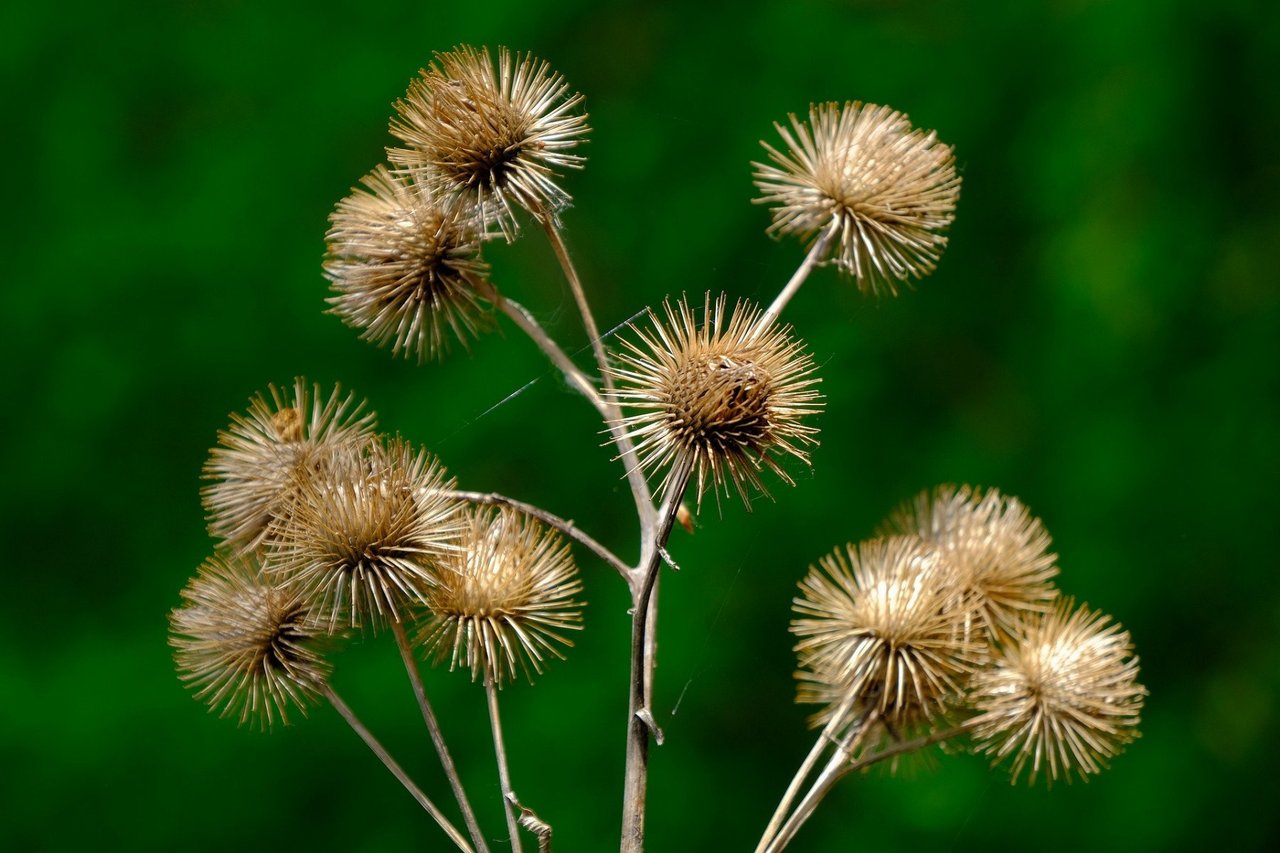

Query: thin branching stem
left=754, top=693, right=865, bottom=853
left=760, top=223, right=839, bottom=328
left=765, top=709, right=881, bottom=853
left=487, top=679, right=524, bottom=853
left=539, top=214, right=654, bottom=526
left=620, top=456, right=693, bottom=853
left=440, top=489, right=631, bottom=579
left=843, top=721, right=973, bottom=776
left=390, top=621, right=490, bottom=853
left=324, top=685, right=474, bottom=853
left=474, top=280, right=605, bottom=411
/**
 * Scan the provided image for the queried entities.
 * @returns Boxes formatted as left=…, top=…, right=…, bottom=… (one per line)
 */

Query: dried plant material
left=202, top=379, right=376, bottom=552
left=325, top=166, right=493, bottom=362
left=607, top=293, right=823, bottom=510
left=170, top=552, right=332, bottom=728
left=754, top=101, right=960, bottom=296
left=792, top=537, right=984, bottom=725
left=968, top=599, right=1146, bottom=785
left=267, top=436, right=464, bottom=632
left=389, top=45, right=589, bottom=238
left=417, top=507, right=584, bottom=686
left=881, top=485, right=1058, bottom=641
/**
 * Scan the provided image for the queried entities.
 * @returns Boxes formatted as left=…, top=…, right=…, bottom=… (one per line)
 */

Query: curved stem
left=441, top=489, right=631, bottom=580
left=487, top=680, right=524, bottom=853
left=391, top=622, right=490, bottom=853
left=760, top=223, right=839, bottom=328
left=324, top=685, right=474, bottom=853
left=620, top=456, right=693, bottom=853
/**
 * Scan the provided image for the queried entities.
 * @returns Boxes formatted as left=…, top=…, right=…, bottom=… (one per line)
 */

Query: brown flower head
left=606, top=293, right=823, bottom=510
left=389, top=45, right=589, bottom=238
left=754, top=102, right=960, bottom=296
left=792, top=537, right=984, bottom=725
left=169, top=552, right=332, bottom=728
left=201, top=379, right=376, bottom=552
left=417, top=507, right=584, bottom=686
left=881, top=485, right=1058, bottom=641
left=267, top=436, right=464, bottom=632
left=968, top=599, right=1146, bottom=785
left=324, top=166, right=493, bottom=362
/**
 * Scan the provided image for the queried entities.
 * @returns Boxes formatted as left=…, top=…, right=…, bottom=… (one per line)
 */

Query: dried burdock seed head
left=202, top=379, right=376, bottom=552
left=267, top=436, right=464, bottom=632
left=169, top=552, right=332, bottom=728
left=968, top=599, right=1146, bottom=785
left=325, top=166, right=493, bottom=363
left=606, top=293, right=823, bottom=510
left=792, top=536, right=984, bottom=725
left=389, top=45, right=589, bottom=238
left=881, top=485, right=1059, bottom=641
left=754, top=101, right=960, bottom=296
left=417, top=507, right=584, bottom=687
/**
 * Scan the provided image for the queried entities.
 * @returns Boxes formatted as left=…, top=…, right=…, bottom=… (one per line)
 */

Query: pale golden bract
left=416, top=507, right=584, bottom=686
left=606, top=293, right=823, bottom=510
left=791, top=536, right=985, bottom=725
left=968, top=599, right=1146, bottom=784
left=324, top=166, right=492, bottom=362
left=266, top=436, right=465, bottom=632
left=169, top=552, right=332, bottom=728
left=201, top=379, right=376, bottom=552
left=881, top=485, right=1059, bottom=641
left=754, top=101, right=960, bottom=296
left=389, top=45, right=590, bottom=238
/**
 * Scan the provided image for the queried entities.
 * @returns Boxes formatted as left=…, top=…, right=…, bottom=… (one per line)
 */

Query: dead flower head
left=881, top=485, right=1058, bottom=641
left=267, top=436, right=464, bottom=632
left=607, top=293, right=823, bottom=510
left=389, top=45, right=589, bottom=238
left=201, top=379, right=376, bottom=552
left=325, top=165, right=492, bottom=362
left=169, top=552, right=332, bottom=728
left=417, top=507, right=584, bottom=686
left=754, top=101, right=960, bottom=296
left=968, top=599, right=1146, bottom=785
left=792, top=537, right=984, bottom=725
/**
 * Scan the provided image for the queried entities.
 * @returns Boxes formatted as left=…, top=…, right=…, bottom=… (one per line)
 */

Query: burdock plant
left=169, top=43, right=1145, bottom=852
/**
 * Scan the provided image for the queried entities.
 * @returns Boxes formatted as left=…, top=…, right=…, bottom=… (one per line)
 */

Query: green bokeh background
left=6, top=0, right=1279, bottom=849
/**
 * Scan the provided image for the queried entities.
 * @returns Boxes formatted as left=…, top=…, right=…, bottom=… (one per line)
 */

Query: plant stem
left=843, top=721, right=972, bottom=776
left=760, top=224, right=839, bottom=328
left=324, top=685, right=474, bottom=853
left=475, top=281, right=605, bottom=412
left=441, top=489, right=631, bottom=579
left=391, top=621, right=489, bottom=853
left=539, top=215, right=654, bottom=527
left=620, top=456, right=693, bottom=853
left=764, top=709, right=880, bottom=853
left=487, top=679, right=524, bottom=853
left=539, top=216, right=611, bottom=391
left=754, top=694, right=864, bottom=853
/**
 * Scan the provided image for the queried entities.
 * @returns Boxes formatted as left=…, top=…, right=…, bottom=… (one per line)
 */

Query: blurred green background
left=5, top=0, right=1279, bottom=849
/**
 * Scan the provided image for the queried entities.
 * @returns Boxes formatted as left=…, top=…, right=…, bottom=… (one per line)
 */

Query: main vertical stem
left=487, top=679, right=524, bottom=853
left=392, top=621, right=490, bottom=853
left=620, top=458, right=693, bottom=853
